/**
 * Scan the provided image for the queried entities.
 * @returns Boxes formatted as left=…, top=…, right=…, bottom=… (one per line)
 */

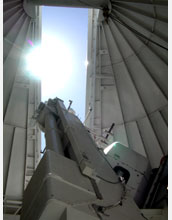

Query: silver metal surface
left=3, top=0, right=168, bottom=218
left=21, top=150, right=97, bottom=220
left=45, top=113, right=64, bottom=155
left=3, top=0, right=42, bottom=215
left=21, top=99, right=146, bottom=220
left=141, top=209, right=168, bottom=220
left=27, top=0, right=110, bottom=9
left=4, top=214, right=20, bottom=220
left=106, top=143, right=151, bottom=207
left=60, top=207, right=99, bottom=220
left=85, top=1, right=168, bottom=168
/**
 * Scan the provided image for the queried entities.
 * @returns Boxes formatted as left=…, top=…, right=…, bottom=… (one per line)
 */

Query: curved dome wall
left=85, top=0, right=168, bottom=169
left=3, top=0, right=41, bottom=214
left=3, top=0, right=168, bottom=215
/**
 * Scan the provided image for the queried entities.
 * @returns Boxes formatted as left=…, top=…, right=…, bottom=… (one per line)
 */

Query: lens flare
left=104, top=142, right=119, bottom=155
left=25, top=34, right=74, bottom=95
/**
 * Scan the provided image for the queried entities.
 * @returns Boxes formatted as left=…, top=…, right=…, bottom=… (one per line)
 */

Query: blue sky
left=41, top=6, right=88, bottom=151
left=42, top=6, right=88, bottom=122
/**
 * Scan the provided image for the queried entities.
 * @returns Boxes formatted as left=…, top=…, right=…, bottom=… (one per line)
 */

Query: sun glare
left=84, top=60, right=89, bottom=67
left=25, top=35, right=74, bottom=94
left=104, top=142, right=119, bottom=155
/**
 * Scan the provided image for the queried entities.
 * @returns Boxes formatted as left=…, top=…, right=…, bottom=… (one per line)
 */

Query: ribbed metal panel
left=3, top=0, right=168, bottom=216
left=86, top=0, right=168, bottom=169
left=3, top=0, right=42, bottom=215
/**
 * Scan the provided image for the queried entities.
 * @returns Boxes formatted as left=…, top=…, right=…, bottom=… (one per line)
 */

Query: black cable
left=141, top=213, right=149, bottom=220
left=92, top=204, right=104, bottom=220
left=91, top=185, right=125, bottom=217
left=109, top=13, right=168, bottom=51
left=95, top=148, right=122, bottom=184
left=103, top=200, right=122, bottom=211
left=93, top=153, right=127, bottom=215
left=97, top=174, right=120, bottom=184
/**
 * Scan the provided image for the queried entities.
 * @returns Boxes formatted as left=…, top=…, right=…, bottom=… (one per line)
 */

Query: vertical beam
left=85, top=9, right=99, bottom=130
left=94, top=24, right=102, bottom=137
left=101, top=21, right=129, bottom=147
left=5, top=127, right=26, bottom=200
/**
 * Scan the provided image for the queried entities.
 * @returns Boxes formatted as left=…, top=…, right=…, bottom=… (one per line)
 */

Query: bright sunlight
left=25, top=34, right=74, bottom=96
